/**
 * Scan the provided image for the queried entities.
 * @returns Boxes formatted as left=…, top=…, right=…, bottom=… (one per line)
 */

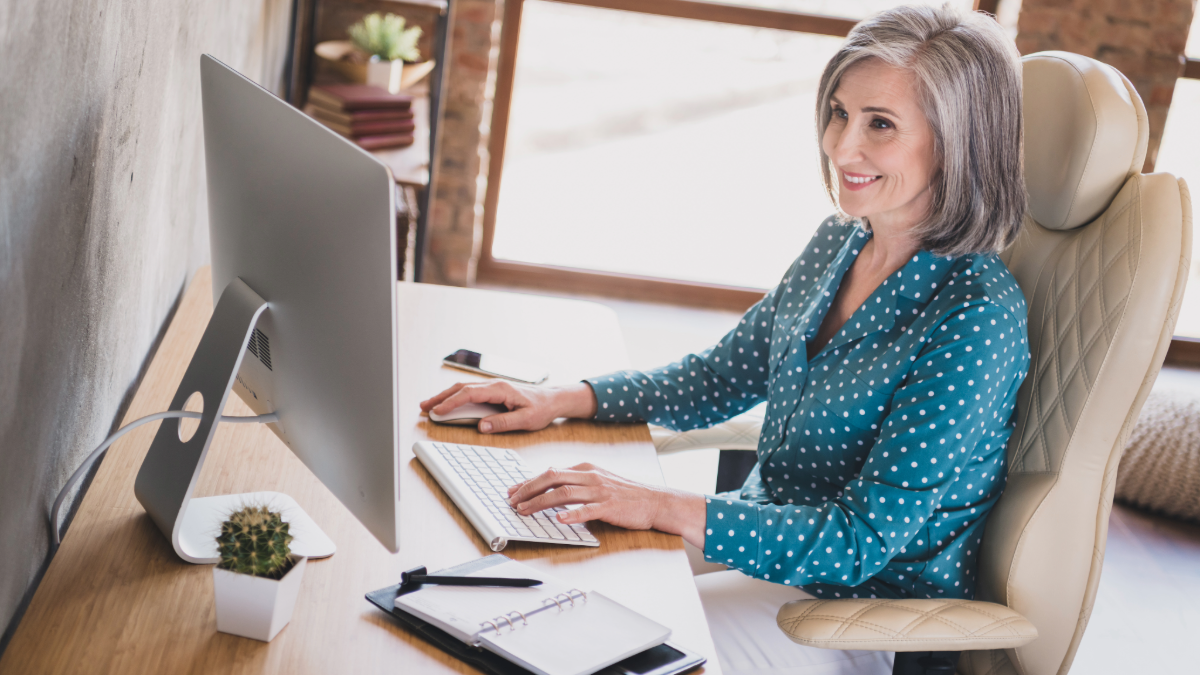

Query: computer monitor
left=132, top=55, right=400, bottom=562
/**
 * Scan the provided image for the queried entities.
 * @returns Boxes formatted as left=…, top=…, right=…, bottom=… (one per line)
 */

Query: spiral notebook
left=393, top=555, right=672, bottom=675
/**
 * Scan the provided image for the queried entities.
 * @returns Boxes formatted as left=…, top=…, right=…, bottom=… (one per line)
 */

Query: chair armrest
left=776, top=598, right=1038, bottom=652
left=650, top=408, right=764, bottom=455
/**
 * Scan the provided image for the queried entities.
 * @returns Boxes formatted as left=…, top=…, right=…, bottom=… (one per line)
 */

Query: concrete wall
left=0, top=0, right=293, bottom=646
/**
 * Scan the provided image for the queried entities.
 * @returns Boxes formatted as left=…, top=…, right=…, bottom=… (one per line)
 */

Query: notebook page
left=395, top=559, right=578, bottom=643
left=479, top=592, right=671, bottom=675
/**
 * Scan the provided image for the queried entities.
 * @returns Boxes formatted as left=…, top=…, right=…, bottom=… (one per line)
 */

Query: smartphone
left=595, top=643, right=706, bottom=675
left=442, top=349, right=549, bottom=385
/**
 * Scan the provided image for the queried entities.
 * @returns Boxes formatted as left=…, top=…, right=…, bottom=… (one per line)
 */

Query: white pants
left=686, top=543, right=893, bottom=675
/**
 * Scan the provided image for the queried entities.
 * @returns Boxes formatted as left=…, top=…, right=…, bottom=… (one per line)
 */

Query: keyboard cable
left=51, top=410, right=279, bottom=546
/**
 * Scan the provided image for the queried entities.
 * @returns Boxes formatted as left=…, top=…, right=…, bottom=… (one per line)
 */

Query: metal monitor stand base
left=134, top=277, right=335, bottom=564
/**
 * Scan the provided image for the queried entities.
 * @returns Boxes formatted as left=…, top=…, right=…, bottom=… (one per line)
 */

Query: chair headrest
left=1022, top=51, right=1149, bottom=231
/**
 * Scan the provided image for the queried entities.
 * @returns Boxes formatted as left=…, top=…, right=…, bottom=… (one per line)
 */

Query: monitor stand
left=134, top=277, right=336, bottom=564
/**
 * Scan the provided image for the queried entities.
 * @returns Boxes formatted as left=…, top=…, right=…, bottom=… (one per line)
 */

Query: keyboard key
left=524, top=519, right=548, bottom=538
left=427, top=442, right=596, bottom=547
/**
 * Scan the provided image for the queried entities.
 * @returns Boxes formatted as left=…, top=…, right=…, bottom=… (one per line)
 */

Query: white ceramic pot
left=315, top=41, right=436, bottom=92
left=213, top=555, right=306, bottom=641
left=365, top=57, right=404, bottom=94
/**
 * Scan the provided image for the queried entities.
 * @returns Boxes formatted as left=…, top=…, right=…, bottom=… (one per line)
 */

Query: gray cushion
left=1116, top=384, right=1200, bottom=523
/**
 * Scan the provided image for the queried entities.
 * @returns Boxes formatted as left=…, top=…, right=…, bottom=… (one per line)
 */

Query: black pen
left=411, top=575, right=541, bottom=587
left=400, top=566, right=542, bottom=591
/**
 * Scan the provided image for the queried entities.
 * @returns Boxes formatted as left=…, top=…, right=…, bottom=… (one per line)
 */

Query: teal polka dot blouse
left=586, top=216, right=1030, bottom=600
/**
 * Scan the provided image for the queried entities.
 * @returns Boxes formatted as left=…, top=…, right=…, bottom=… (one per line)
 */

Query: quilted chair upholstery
left=650, top=406, right=764, bottom=454
left=774, top=598, right=1037, bottom=652
left=653, top=53, right=1192, bottom=675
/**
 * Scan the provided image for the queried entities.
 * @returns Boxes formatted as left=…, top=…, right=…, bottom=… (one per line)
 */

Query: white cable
left=51, top=410, right=280, bottom=546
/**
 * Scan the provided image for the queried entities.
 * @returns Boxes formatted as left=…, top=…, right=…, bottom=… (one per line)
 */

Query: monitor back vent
left=245, top=328, right=273, bottom=371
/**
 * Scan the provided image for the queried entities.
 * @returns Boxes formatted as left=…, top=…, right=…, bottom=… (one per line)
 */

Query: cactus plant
left=216, top=506, right=294, bottom=580
left=348, top=13, right=422, bottom=63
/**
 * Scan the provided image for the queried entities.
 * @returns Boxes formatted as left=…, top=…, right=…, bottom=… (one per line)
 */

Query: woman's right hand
left=419, top=381, right=598, bottom=433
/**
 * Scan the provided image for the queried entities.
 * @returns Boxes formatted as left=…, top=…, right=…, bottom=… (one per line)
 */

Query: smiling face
left=822, top=58, right=938, bottom=234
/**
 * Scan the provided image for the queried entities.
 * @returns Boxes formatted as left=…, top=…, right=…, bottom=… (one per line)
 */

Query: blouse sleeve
left=703, top=300, right=1028, bottom=588
left=584, top=261, right=798, bottom=432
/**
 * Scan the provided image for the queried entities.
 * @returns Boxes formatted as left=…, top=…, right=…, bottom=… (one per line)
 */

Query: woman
left=423, top=5, right=1030, bottom=673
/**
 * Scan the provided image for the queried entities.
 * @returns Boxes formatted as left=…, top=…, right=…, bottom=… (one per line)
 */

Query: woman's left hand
left=506, top=463, right=708, bottom=548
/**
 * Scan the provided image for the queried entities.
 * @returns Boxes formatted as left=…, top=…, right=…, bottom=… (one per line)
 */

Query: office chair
left=653, top=52, right=1193, bottom=675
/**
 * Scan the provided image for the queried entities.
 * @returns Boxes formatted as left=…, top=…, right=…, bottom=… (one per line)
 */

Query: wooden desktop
left=0, top=267, right=719, bottom=674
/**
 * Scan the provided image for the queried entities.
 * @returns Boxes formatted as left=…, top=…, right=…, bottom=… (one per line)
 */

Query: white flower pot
left=213, top=555, right=306, bottom=641
left=365, top=57, right=404, bottom=94
left=315, top=41, right=436, bottom=92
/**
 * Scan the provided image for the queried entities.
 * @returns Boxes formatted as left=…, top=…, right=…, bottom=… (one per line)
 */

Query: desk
left=0, top=267, right=719, bottom=674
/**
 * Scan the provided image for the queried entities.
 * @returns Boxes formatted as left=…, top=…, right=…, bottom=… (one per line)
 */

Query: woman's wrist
left=651, top=488, right=708, bottom=550
left=554, top=382, right=598, bottom=419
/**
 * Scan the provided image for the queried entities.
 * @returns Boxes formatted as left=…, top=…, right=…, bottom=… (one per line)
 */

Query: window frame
left=1164, top=56, right=1200, bottom=363
left=1185, top=57, right=1200, bottom=80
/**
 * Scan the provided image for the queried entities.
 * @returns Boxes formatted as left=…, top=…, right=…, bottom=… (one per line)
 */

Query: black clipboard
left=365, top=555, right=707, bottom=675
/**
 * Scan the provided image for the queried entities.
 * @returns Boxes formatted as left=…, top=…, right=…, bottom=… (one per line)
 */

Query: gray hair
left=816, top=4, right=1026, bottom=257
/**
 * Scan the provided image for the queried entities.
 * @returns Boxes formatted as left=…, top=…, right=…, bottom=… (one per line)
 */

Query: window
left=479, top=1, right=1010, bottom=307
left=710, top=0, right=972, bottom=19
left=1153, top=8, right=1200, bottom=337
left=489, top=2, right=844, bottom=290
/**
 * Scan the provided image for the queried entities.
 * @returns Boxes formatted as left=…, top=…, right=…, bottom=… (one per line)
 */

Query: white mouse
left=428, top=401, right=508, bottom=426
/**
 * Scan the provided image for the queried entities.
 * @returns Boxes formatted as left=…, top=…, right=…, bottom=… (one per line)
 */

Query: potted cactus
left=212, top=506, right=306, bottom=642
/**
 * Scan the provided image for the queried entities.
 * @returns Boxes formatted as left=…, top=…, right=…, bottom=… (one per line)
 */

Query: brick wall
left=1015, top=0, right=1198, bottom=171
left=425, top=0, right=503, bottom=285
left=313, top=0, right=500, bottom=285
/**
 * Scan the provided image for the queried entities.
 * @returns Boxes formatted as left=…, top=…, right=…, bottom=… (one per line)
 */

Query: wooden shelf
left=383, top=0, right=449, bottom=14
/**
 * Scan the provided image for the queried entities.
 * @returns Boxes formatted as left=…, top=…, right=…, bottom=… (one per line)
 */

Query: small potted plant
left=349, top=12, right=423, bottom=94
left=315, top=14, right=433, bottom=93
left=212, top=505, right=306, bottom=642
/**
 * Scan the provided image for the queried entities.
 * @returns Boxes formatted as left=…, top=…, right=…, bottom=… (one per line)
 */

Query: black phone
left=442, top=349, right=549, bottom=385
left=596, top=642, right=706, bottom=675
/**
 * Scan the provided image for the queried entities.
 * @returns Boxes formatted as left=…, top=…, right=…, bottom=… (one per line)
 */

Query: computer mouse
left=428, top=401, right=508, bottom=426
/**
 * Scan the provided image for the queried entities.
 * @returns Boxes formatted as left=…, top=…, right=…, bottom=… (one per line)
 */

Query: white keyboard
left=413, top=441, right=599, bottom=552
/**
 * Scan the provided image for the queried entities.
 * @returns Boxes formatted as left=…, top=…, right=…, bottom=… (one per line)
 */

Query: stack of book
left=305, top=84, right=416, bottom=151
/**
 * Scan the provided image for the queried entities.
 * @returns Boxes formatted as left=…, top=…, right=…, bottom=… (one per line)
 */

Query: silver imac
left=132, top=54, right=400, bottom=562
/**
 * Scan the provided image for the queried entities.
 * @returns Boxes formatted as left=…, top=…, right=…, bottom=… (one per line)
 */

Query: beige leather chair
left=654, top=52, right=1192, bottom=675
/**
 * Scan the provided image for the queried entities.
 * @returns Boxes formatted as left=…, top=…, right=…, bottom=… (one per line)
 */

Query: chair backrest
left=962, top=52, right=1193, bottom=675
